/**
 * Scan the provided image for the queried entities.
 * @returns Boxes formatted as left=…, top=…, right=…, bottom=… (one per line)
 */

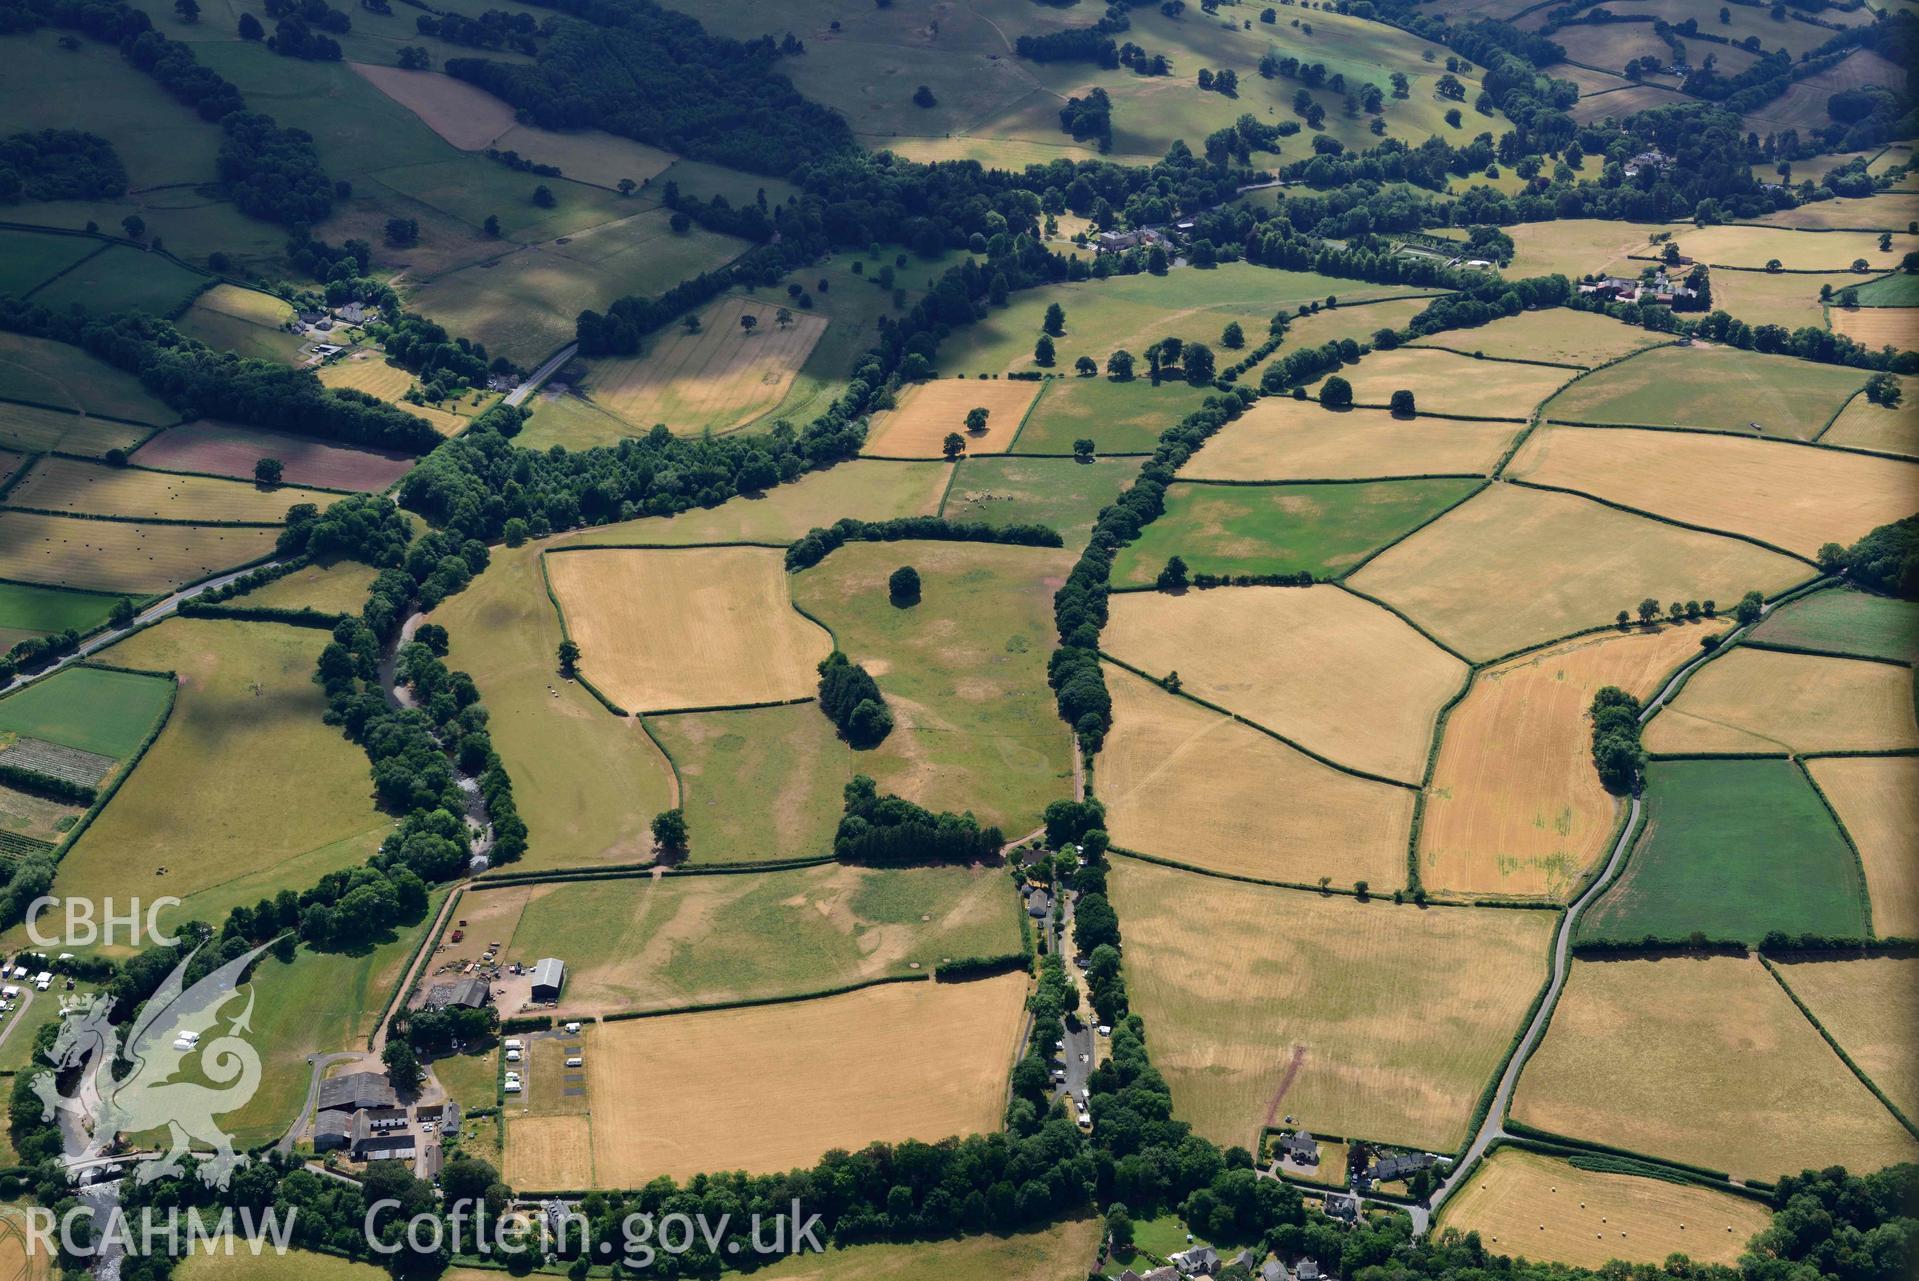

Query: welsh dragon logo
left=33, top=941, right=276, bottom=1189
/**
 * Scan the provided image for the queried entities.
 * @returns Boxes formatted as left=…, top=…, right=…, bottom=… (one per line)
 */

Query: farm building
left=530, top=957, right=566, bottom=1002
left=317, top=1071, right=397, bottom=1115
left=1368, top=1151, right=1436, bottom=1184
left=312, top=1111, right=352, bottom=1154
left=351, top=1115, right=417, bottom=1162
left=423, top=977, right=491, bottom=1011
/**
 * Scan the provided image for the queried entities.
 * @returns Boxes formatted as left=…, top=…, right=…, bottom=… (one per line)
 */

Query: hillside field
left=1543, top=346, right=1864, bottom=438
left=1643, top=647, right=1919, bottom=756
left=1180, top=401, right=1519, bottom=482
left=1303, top=348, right=1576, bottom=418
left=1772, top=957, right=1919, bottom=1120
left=6, top=458, right=337, bottom=524
left=863, top=378, right=1038, bottom=457
left=1806, top=755, right=1919, bottom=939
left=130, top=421, right=417, bottom=491
left=1749, top=589, right=1919, bottom=663
left=646, top=702, right=854, bottom=863
left=0, top=512, right=278, bottom=594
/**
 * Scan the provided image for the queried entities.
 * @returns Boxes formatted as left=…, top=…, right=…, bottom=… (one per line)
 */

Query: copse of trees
left=1588, top=685, right=1645, bottom=794
left=817, top=650, right=894, bottom=748
left=0, top=129, right=126, bottom=203
left=1826, top=513, right=1919, bottom=599
left=833, top=774, right=1002, bottom=866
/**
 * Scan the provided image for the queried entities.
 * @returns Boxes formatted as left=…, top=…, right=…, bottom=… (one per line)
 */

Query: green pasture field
left=149, top=907, right=440, bottom=1150
left=647, top=702, right=856, bottom=863
left=655, top=158, right=801, bottom=208
left=0, top=665, right=170, bottom=759
left=1010, top=375, right=1216, bottom=455
left=1109, top=477, right=1479, bottom=587
left=28, top=244, right=208, bottom=319
left=940, top=455, right=1137, bottom=549
left=934, top=266, right=1429, bottom=376
left=1852, top=274, right=1919, bottom=306
left=747, top=1218, right=1104, bottom=1281
left=1708, top=270, right=1858, bottom=333
left=17, top=189, right=288, bottom=280
left=0, top=780, right=82, bottom=847
left=1578, top=759, right=1868, bottom=945
left=1544, top=344, right=1865, bottom=438
left=473, top=862, right=1023, bottom=1013
left=0, top=229, right=98, bottom=298
left=177, top=1247, right=386, bottom=1281
left=0, top=979, right=104, bottom=1075
left=0, top=582, right=125, bottom=650
left=228, top=562, right=380, bottom=615
left=431, top=540, right=676, bottom=870
left=175, top=286, right=304, bottom=363
left=1743, top=49, right=1907, bottom=139
left=1749, top=588, right=1919, bottom=663
left=404, top=209, right=749, bottom=365
left=429, top=1048, right=499, bottom=1115
left=0, top=404, right=150, bottom=458
left=0, top=32, right=225, bottom=192
left=0, top=334, right=173, bottom=425
left=1408, top=307, right=1665, bottom=367
left=791, top=539, right=1076, bottom=836
left=41, top=619, right=387, bottom=946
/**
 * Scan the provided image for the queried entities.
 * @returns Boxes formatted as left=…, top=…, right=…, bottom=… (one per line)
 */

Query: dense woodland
left=0, top=129, right=124, bottom=202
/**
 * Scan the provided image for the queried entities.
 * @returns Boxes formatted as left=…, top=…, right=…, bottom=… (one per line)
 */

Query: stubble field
left=5, top=458, right=336, bottom=524
left=0, top=511, right=278, bottom=594
left=1643, top=648, right=1919, bottom=755
left=1303, top=348, right=1575, bottom=418
left=1542, top=345, right=1864, bottom=438
left=1805, top=755, right=1919, bottom=938
left=130, top=420, right=417, bottom=491
left=1179, top=401, right=1518, bottom=482
left=1771, top=957, right=1919, bottom=1120
left=862, top=378, right=1038, bottom=457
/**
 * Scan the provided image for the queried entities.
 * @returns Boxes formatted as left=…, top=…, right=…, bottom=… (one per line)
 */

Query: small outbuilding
left=529, top=957, right=566, bottom=1003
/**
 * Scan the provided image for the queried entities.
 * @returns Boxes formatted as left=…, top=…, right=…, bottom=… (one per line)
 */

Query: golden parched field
left=1111, top=858, right=1554, bottom=1151
left=1773, top=957, right=1919, bottom=1121
left=1831, top=306, right=1919, bottom=353
left=749, top=1218, right=1104, bottom=1281
left=1348, top=484, right=1811, bottom=662
left=1759, top=191, right=1919, bottom=232
left=1436, top=1148, right=1773, bottom=1269
left=1105, top=585, right=1467, bottom=782
left=5, top=457, right=337, bottom=523
left=506, top=1114, right=596, bottom=1191
left=1098, top=664, right=1413, bottom=888
left=1408, top=309, right=1666, bottom=368
left=317, top=354, right=486, bottom=437
left=1645, top=225, right=1918, bottom=272
left=1503, top=425, right=1919, bottom=559
left=1303, top=348, right=1577, bottom=419
left=1820, top=380, right=1919, bottom=457
left=862, top=378, right=1038, bottom=457
left=1642, top=647, right=1919, bottom=756
left=1511, top=956, right=1919, bottom=1180
left=0, top=1204, right=50, bottom=1281
left=0, top=511, right=278, bottom=593
left=1807, top=755, right=1919, bottom=938
left=579, top=296, right=828, bottom=436
left=0, top=403, right=149, bottom=458
left=514, top=975, right=1027, bottom=1186
left=544, top=546, right=832, bottom=713
left=1421, top=624, right=1713, bottom=901
left=1178, top=400, right=1519, bottom=482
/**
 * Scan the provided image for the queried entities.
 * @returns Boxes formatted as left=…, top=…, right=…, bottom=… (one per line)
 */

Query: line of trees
left=833, top=774, right=1002, bottom=866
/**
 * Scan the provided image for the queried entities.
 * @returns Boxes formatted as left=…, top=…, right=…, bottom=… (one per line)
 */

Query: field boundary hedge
left=1097, top=650, right=1420, bottom=790
left=1501, top=1117, right=1734, bottom=1183
left=1792, top=755, right=1877, bottom=937
left=1812, top=386, right=1867, bottom=443
left=176, top=601, right=344, bottom=629
left=1759, top=955, right=1919, bottom=1141
left=471, top=854, right=835, bottom=888
left=1404, top=665, right=1479, bottom=893
left=1402, top=344, right=1589, bottom=371
left=1000, top=376, right=1051, bottom=454
left=598, top=972, right=929, bottom=1023
left=1174, top=472, right=1489, bottom=487
left=632, top=713, right=686, bottom=810
left=1332, top=478, right=1491, bottom=583
left=643, top=694, right=817, bottom=718
left=103, top=457, right=365, bottom=498
left=1454, top=915, right=1563, bottom=1164
left=0, top=763, right=94, bottom=805
left=1542, top=415, right=1903, bottom=464
left=1485, top=1134, right=1775, bottom=1203
left=364, top=886, right=456, bottom=1051
left=1328, top=581, right=1474, bottom=666
left=0, top=455, right=40, bottom=503
left=1110, top=846, right=1375, bottom=899
left=0, top=504, right=282, bottom=530
left=1502, top=477, right=1817, bottom=567
left=1741, top=638, right=1915, bottom=666
left=36, top=671, right=177, bottom=861
left=1340, top=404, right=1529, bottom=424
left=0, top=394, right=173, bottom=433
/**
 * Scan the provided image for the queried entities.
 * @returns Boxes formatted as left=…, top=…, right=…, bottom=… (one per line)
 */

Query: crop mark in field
left=1264, top=1045, right=1309, bottom=1131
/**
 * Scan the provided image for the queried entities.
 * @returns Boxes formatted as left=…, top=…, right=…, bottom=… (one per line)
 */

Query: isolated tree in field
left=888, top=565, right=921, bottom=605
left=739, top=313, right=759, bottom=335
left=681, top=313, right=700, bottom=335
left=1107, top=349, right=1135, bottom=380
left=1319, top=375, right=1353, bottom=409
left=1075, top=355, right=1097, bottom=376
left=942, top=431, right=966, bottom=461
left=617, top=178, right=636, bottom=196
left=481, top=214, right=500, bottom=238
left=1389, top=389, right=1416, bottom=417
left=1182, top=341, right=1216, bottom=385
left=1043, top=302, right=1066, bottom=336
left=652, top=808, right=688, bottom=859
left=531, top=184, right=556, bottom=208
left=1073, top=438, right=1095, bottom=462
left=1734, top=589, right=1764, bottom=625
left=964, top=406, right=990, bottom=434
left=121, top=214, right=145, bottom=240
left=1220, top=321, right=1244, bottom=349
left=669, top=211, right=691, bottom=234
left=912, top=84, right=936, bottom=108
left=238, top=10, right=262, bottom=37
left=1034, top=335, right=1056, bottom=366
left=1157, top=555, right=1190, bottom=591
left=1765, top=258, right=1783, bottom=272
left=110, top=598, right=136, bottom=628
left=1865, top=372, right=1901, bottom=407
left=556, top=639, right=580, bottom=676
left=174, top=0, right=198, bottom=20
left=1444, top=107, right=1462, bottom=128
left=1878, top=232, right=1892, bottom=252
left=1851, top=258, right=1870, bottom=272
left=775, top=306, right=794, bottom=330
left=1616, top=609, right=1631, bottom=628
left=396, top=45, right=428, bottom=69
left=1636, top=597, right=1660, bottom=625
left=254, top=457, right=284, bottom=486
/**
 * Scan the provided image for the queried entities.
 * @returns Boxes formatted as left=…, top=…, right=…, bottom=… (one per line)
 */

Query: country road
left=1418, top=601, right=1779, bottom=1233
left=506, top=344, right=577, bottom=407
left=0, top=560, right=286, bottom=696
